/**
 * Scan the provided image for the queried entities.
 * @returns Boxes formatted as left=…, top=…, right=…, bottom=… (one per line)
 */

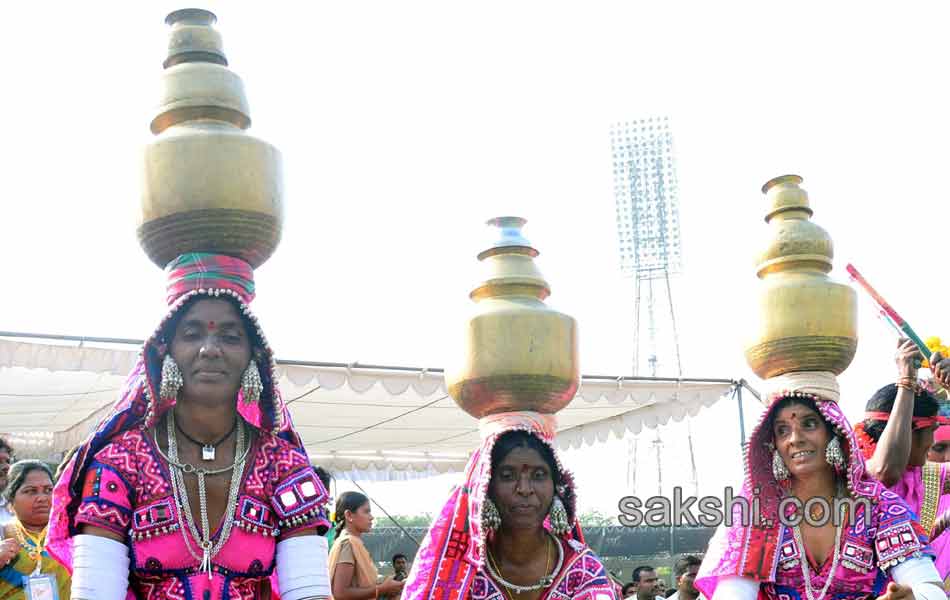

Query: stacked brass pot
left=138, top=9, right=283, bottom=269
left=445, top=217, right=579, bottom=419
left=744, top=175, right=858, bottom=380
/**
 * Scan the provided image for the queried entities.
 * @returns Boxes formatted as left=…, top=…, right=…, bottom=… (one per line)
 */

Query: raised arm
left=865, top=338, right=920, bottom=486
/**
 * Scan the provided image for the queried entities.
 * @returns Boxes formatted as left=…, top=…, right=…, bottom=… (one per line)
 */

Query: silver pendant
left=202, top=445, right=215, bottom=461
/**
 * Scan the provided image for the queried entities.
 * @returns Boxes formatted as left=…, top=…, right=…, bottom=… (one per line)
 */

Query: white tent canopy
left=0, top=335, right=738, bottom=480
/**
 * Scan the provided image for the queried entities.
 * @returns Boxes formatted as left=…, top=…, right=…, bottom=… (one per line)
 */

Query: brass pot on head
left=744, top=175, right=858, bottom=379
left=445, top=217, right=579, bottom=419
left=138, top=9, right=284, bottom=269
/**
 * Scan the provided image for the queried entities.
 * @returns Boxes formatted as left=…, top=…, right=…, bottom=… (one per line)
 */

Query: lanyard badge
left=24, top=573, right=58, bottom=600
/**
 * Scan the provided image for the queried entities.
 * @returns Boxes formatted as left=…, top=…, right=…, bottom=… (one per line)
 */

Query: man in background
left=667, top=555, right=704, bottom=600
left=0, top=439, right=14, bottom=524
left=392, top=554, right=409, bottom=581
left=621, top=582, right=637, bottom=599
left=631, top=566, right=661, bottom=600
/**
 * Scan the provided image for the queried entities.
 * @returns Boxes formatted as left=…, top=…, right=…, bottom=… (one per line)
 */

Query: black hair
left=0, top=438, right=13, bottom=455
left=632, top=566, right=655, bottom=582
left=334, top=491, right=369, bottom=537
left=392, top=553, right=408, bottom=564
left=863, top=383, right=939, bottom=442
left=3, top=460, right=54, bottom=504
left=313, top=466, right=332, bottom=491
left=621, top=582, right=637, bottom=596
left=673, top=554, right=702, bottom=578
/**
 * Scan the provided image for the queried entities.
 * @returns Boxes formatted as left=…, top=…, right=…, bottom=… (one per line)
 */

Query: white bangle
left=889, top=557, right=945, bottom=600
left=277, top=535, right=330, bottom=600
left=70, top=534, right=130, bottom=600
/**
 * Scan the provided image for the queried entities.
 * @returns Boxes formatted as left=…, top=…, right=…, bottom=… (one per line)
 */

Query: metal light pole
left=610, top=117, right=696, bottom=496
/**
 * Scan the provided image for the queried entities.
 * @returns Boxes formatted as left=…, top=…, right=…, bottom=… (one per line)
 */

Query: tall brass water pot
left=138, top=9, right=283, bottom=269
left=445, top=217, right=579, bottom=418
left=744, top=175, right=857, bottom=379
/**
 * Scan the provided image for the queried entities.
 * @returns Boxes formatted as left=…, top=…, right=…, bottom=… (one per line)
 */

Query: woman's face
left=12, top=469, right=53, bottom=529
left=169, top=298, right=252, bottom=405
left=489, top=446, right=555, bottom=531
left=346, top=502, right=373, bottom=533
left=909, top=426, right=936, bottom=467
left=772, top=402, right=835, bottom=481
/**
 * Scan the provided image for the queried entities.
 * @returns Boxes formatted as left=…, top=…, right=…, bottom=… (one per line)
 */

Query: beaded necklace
left=485, top=531, right=561, bottom=596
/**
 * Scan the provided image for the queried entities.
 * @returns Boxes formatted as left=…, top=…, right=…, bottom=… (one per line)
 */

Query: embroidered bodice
left=74, top=428, right=328, bottom=600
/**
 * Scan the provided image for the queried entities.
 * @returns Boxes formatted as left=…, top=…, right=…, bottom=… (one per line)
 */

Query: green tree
left=578, top=509, right=618, bottom=527
left=378, top=513, right=433, bottom=528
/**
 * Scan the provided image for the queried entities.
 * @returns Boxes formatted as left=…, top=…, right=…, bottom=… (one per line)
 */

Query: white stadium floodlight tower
left=610, top=117, right=697, bottom=497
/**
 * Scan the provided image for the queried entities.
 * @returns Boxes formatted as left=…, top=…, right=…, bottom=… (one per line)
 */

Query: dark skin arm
left=865, top=338, right=918, bottom=486
left=331, top=563, right=403, bottom=600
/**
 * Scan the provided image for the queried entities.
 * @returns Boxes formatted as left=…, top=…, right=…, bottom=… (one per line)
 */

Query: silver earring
left=241, top=360, right=263, bottom=404
left=160, top=355, right=183, bottom=400
left=482, top=498, right=501, bottom=531
left=825, top=436, right=845, bottom=469
left=772, top=449, right=790, bottom=481
left=548, top=496, right=570, bottom=535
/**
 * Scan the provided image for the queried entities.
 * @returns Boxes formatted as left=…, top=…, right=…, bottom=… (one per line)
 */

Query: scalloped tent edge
left=0, top=334, right=756, bottom=481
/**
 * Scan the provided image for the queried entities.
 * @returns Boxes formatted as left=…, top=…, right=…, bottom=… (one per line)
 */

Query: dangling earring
left=160, top=355, right=183, bottom=400
left=481, top=498, right=501, bottom=531
left=241, top=360, right=263, bottom=404
left=772, top=449, right=790, bottom=481
left=825, top=435, right=845, bottom=469
left=548, top=496, right=570, bottom=535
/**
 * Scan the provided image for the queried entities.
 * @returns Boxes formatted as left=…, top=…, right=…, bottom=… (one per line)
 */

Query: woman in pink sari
left=48, top=253, right=332, bottom=600
left=402, top=413, right=619, bottom=600
left=695, top=373, right=943, bottom=600
left=854, top=339, right=950, bottom=591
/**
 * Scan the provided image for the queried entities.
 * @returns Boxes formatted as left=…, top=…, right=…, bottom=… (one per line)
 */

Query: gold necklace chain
left=486, top=535, right=552, bottom=599
left=13, top=519, right=47, bottom=564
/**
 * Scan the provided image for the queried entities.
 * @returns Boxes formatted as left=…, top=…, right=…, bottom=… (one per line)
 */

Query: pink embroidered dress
left=48, top=254, right=331, bottom=600
left=695, top=377, right=934, bottom=600
left=402, top=412, right=619, bottom=600
left=887, top=464, right=950, bottom=587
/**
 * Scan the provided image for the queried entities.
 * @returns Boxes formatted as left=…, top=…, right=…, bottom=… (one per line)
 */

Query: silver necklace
left=484, top=530, right=564, bottom=594
left=791, top=518, right=842, bottom=600
left=156, top=411, right=248, bottom=579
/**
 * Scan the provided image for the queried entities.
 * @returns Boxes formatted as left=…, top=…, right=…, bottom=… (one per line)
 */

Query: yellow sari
left=0, top=522, right=70, bottom=600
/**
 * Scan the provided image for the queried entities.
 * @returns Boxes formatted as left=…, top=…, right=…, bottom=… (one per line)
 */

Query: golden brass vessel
left=138, top=9, right=283, bottom=269
left=745, top=175, right=857, bottom=379
left=445, top=217, right=579, bottom=418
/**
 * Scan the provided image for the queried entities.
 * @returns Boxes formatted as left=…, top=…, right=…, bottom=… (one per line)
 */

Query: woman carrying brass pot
left=403, top=413, right=619, bottom=600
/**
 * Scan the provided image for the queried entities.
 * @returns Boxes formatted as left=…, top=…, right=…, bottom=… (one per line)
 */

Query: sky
left=2, top=2, right=950, bottom=517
